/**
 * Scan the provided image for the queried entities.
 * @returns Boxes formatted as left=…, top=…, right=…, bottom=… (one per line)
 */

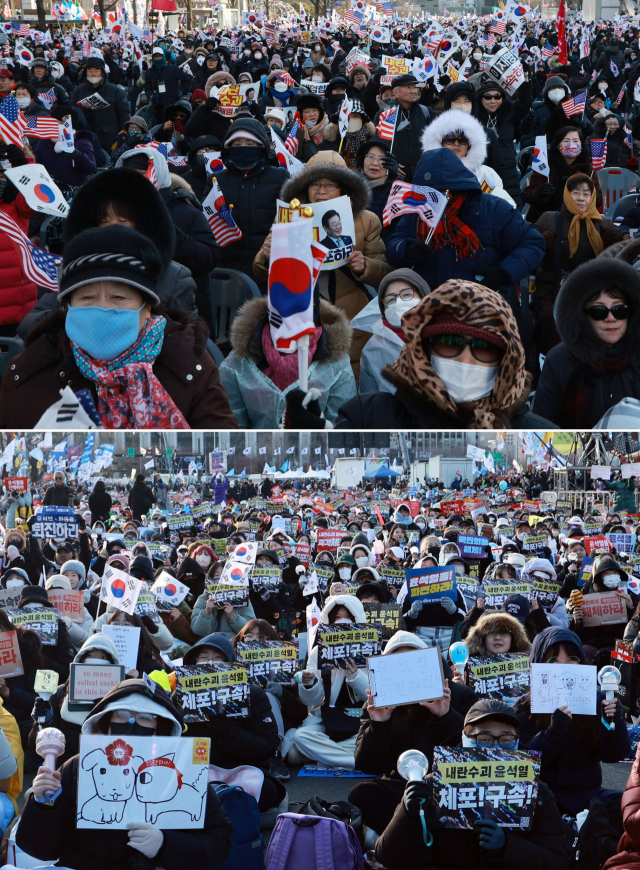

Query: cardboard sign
left=377, top=565, right=406, bottom=589
left=406, top=566, right=457, bottom=604
left=521, top=534, right=547, bottom=554
left=102, top=625, right=141, bottom=673
left=581, top=591, right=626, bottom=627
left=363, top=602, right=402, bottom=639
left=590, top=465, right=611, bottom=480
left=315, top=622, right=382, bottom=669
left=48, top=588, right=84, bottom=622
left=441, top=499, right=463, bottom=517
left=380, top=54, right=412, bottom=76
left=6, top=608, right=58, bottom=645
left=467, top=654, right=530, bottom=702
left=165, top=515, right=194, bottom=532
left=433, top=747, right=540, bottom=829
left=486, top=47, right=525, bottom=96
left=308, top=563, right=334, bottom=592
left=367, top=646, right=444, bottom=707
left=530, top=577, right=560, bottom=611
left=174, top=663, right=250, bottom=720
left=205, top=582, right=249, bottom=608
left=134, top=592, right=159, bottom=622
left=292, top=542, right=311, bottom=566
left=457, top=535, right=489, bottom=559
left=482, top=581, right=531, bottom=610
left=0, top=630, right=23, bottom=678
left=32, top=506, right=79, bottom=539
left=236, top=640, right=298, bottom=687
left=249, top=566, right=282, bottom=595
left=316, top=529, right=344, bottom=552
left=69, top=663, right=126, bottom=703
left=3, top=477, right=28, bottom=492
left=0, top=587, right=23, bottom=610
left=530, top=663, right=597, bottom=715
left=214, top=84, right=243, bottom=116
left=77, top=735, right=210, bottom=829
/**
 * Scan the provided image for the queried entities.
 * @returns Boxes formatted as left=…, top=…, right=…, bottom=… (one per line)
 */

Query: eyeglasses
left=442, top=136, right=468, bottom=146
left=466, top=734, right=518, bottom=748
left=111, top=710, right=157, bottom=725
left=584, top=304, right=629, bottom=321
left=547, top=656, right=581, bottom=664
left=482, top=93, right=503, bottom=100
left=429, top=334, right=504, bottom=364
left=382, top=288, right=417, bottom=308
left=309, top=181, right=339, bottom=192
left=364, top=153, right=384, bottom=163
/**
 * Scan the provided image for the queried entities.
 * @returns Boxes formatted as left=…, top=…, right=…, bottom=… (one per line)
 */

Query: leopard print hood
left=385, top=279, right=528, bottom=429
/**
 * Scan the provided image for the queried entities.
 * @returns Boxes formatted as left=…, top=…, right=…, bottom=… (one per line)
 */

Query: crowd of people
left=0, top=460, right=636, bottom=867
left=3, top=14, right=640, bottom=427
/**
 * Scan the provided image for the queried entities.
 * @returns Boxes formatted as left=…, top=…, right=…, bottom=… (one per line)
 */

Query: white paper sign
left=102, top=624, right=141, bottom=673
left=590, top=465, right=612, bottom=480
left=621, top=462, right=640, bottom=479
left=487, top=47, right=525, bottom=96
left=77, top=735, right=210, bottom=829
left=367, top=647, right=444, bottom=708
left=530, top=663, right=597, bottom=715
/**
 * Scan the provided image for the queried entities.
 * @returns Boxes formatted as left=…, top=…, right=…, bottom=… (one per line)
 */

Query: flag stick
left=339, top=136, right=344, bottom=153
left=298, top=333, right=310, bottom=393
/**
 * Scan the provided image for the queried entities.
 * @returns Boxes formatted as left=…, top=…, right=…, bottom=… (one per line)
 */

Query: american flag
left=624, top=123, right=632, bottom=149
left=0, top=95, right=27, bottom=148
left=490, top=16, right=506, bottom=34
left=590, top=138, right=607, bottom=171
left=277, top=70, right=296, bottom=89
left=617, top=84, right=626, bottom=106
left=561, top=90, right=585, bottom=117
left=0, top=210, right=58, bottom=291
left=284, top=116, right=299, bottom=155
left=376, top=105, right=397, bottom=140
left=345, top=7, right=363, bottom=28
left=24, top=115, right=60, bottom=140
left=542, top=42, right=556, bottom=57
left=382, top=179, right=448, bottom=228
left=167, top=155, right=188, bottom=167
left=483, top=32, right=496, bottom=48
left=38, top=88, right=57, bottom=109
left=202, top=179, right=242, bottom=247
left=264, top=23, right=275, bottom=45
left=10, top=21, right=30, bottom=36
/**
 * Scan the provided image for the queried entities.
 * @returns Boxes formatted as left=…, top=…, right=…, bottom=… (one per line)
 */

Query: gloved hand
left=373, top=65, right=387, bottom=80
left=76, top=513, right=86, bottom=531
left=31, top=696, right=53, bottom=724
left=474, top=819, right=506, bottom=853
left=549, top=706, right=572, bottom=737
left=578, top=117, right=592, bottom=133
left=403, top=780, right=431, bottom=821
left=408, top=600, right=424, bottom=619
left=536, top=181, right=556, bottom=202
left=478, top=266, right=510, bottom=291
left=381, top=151, right=399, bottom=180
left=408, top=240, right=434, bottom=264
left=6, top=545, right=20, bottom=562
left=285, top=389, right=330, bottom=430
left=54, top=140, right=64, bottom=153
left=440, top=597, right=457, bottom=614
left=127, top=823, right=164, bottom=859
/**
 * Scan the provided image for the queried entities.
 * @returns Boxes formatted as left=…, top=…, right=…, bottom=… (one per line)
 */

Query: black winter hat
left=177, top=556, right=206, bottom=579
left=18, top=586, right=53, bottom=609
left=443, top=80, right=478, bottom=111
left=128, top=554, right=154, bottom=582
left=59, top=225, right=162, bottom=304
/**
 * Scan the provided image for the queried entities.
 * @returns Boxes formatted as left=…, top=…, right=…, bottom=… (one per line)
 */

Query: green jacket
left=190, top=591, right=255, bottom=639
left=603, top=478, right=637, bottom=512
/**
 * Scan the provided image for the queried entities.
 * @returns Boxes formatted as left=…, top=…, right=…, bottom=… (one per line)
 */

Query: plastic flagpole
left=290, top=203, right=310, bottom=393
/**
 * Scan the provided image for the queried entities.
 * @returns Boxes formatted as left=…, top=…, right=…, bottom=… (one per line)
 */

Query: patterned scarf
left=560, top=355, right=629, bottom=428
left=304, top=114, right=329, bottom=146
left=418, top=193, right=481, bottom=261
left=71, top=316, right=190, bottom=430
left=262, top=323, right=322, bottom=391
left=340, top=126, right=370, bottom=170
left=390, top=279, right=527, bottom=429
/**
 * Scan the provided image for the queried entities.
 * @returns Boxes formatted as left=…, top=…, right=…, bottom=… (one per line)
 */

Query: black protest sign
left=174, top=663, right=250, bottom=720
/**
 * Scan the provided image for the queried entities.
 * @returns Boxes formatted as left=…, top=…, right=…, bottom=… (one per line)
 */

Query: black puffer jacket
left=203, top=117, right=289, bottom=281
left=476, top=87, right=523, bottom=206
left=128, top=479, right=155, bottom=519
left=179, top=134, right=222, bottom=202
left=70, top=68, right=129, bottom=151
left=533, top=255, right=640, bottom=428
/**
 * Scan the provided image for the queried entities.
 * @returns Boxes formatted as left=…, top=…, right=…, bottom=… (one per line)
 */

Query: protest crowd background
left=4, top=4, right=640, bottom=428
left=0, top=428, right=630, bottom=868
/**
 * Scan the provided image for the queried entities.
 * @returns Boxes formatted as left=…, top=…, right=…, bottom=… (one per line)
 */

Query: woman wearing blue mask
left=0, top=225, right=237, bottom=430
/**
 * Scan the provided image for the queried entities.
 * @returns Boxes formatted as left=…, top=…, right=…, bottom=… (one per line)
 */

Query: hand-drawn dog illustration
left=135, top=754, right=208, bottom=825
left=537, top=673, right=556, bottom=703
left=78, top=740, right=143, bottom=825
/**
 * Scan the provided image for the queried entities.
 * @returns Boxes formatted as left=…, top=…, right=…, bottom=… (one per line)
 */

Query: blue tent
left=364, top=465, right=402, bottom=478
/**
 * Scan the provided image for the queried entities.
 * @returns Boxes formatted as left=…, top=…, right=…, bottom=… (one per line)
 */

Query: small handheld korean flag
left=231, top=541, right=259, bottom=565
left=532, top=135, right=550, bottom=178
left=58, top=115, right=75, bottom=154
left=338, top=94, right=353, bottom=146
left=306, top=596, right=322, bottom=649
left=270, top=126, right=304, bottom=176
left=150, top=570, right=190, bottom=607
left=100, top=565, right=142, bottom=616
left=5, top=163, right=69, bottom=217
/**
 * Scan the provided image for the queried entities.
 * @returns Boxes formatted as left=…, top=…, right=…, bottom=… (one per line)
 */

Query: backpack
left=212, top=784, right=264, bottom=870
left=265, top=812, right=364, bottom=870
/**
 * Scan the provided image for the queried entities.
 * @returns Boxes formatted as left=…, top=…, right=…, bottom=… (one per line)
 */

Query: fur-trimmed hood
left=279, top=150, right=371, bottom=218
left=229, top=297, right=353, bottom=362
left=420, top=109, right=488, bottom=173
left=205, top=71, right=236, bottom=97
left=555, top=258, right=640, bottom=363
left=600, top=236, right=640, bottom=265
left=465, top=611, right=532, bottom=656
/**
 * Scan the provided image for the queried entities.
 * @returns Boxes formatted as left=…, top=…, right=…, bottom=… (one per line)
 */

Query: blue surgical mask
left=66, top=305, right=145, bottom=361
left=461, top=732, right=519, bottom=750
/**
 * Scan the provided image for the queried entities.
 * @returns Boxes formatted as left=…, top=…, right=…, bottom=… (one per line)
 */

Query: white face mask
left=454, top=563, right=465, bottom=575
left=16, top=97, right=31, bottom=108
left=312, top=74, right=324, bottom=82
left=347, top=116, right=363, bottom=132
left=87, top=76, right=102, bottom=85
left=385, top=296, right=420, bottom=327
left=334, top=617, right=352, bottom=624
left=6, top=580, right=23, bottom=589
left=456, top=101, right=473, bottom=113
left=196, top=554, right=212, bottom=568
left=473, top=52, right=482, bottom=60
left=431, top=356, right=498, bottom=403
left=355, top=556, right=369, bottom=568
left=548, top=88, right=565, bottom=103
left=274, top=81, right=288, bottom=93
left=603, top=573, right=620, bottom=588
left=84, top=657, right=109, bottom=665
left=598, top=81, right=608, bottom=91
left=254, top=52, right=262, bottom=59
left=338, top=567, right=352, bottom=579
left=52, top=69, right=61, bottom=79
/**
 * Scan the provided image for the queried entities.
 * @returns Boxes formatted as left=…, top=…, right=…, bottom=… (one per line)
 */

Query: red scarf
left=382, top=318, right=406, bottom=340
left=418, top=193, right=480, bottom=261
left=262, top=323, right=322, bottom=391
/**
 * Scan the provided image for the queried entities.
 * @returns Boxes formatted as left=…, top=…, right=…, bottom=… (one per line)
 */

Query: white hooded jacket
left=421, top=109, right=516, bottom=208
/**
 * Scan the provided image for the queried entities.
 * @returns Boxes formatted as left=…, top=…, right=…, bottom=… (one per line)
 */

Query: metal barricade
left=555, top=491, right=615, bottom=512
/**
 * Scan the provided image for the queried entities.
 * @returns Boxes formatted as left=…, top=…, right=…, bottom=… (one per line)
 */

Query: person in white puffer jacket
left=56, top=559, right=98, bottom=650
left=421, top=108, right=517, bottom=207
left=290, top=594, right=370, bottom=770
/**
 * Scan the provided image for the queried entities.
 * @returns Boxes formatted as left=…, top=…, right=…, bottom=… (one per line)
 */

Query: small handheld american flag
left=284, top=115, right=299, bottom=156
left=590, top=138, right=607, bottom=171
left=0, top=95, right=27, bottom=148
left=542, top=42, right=555, bottom=57
left=616, top=84, right=626, bottom=107
left=376, top=106, right=398, bottom=141
left=24, top=115, right=60, bottom=140
left=0, top=211, right=59, bottom=291
left=202, top=180, right=243, bottom=247
left=561, top=91, right=586, bottom=117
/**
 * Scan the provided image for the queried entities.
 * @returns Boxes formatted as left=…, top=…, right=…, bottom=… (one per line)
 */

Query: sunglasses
left=584, top=304, right=629, bottom=321
left=482, top=93, right=503, bottom=100
left=442, top=136, right=468, bottom=146
left=429, top=334, right=504, bottom=364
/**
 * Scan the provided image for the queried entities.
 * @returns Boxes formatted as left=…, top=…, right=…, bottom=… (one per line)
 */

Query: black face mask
left=227, top=145, right=263, bottom=171
left=110, top=721, right=155, bottom=737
